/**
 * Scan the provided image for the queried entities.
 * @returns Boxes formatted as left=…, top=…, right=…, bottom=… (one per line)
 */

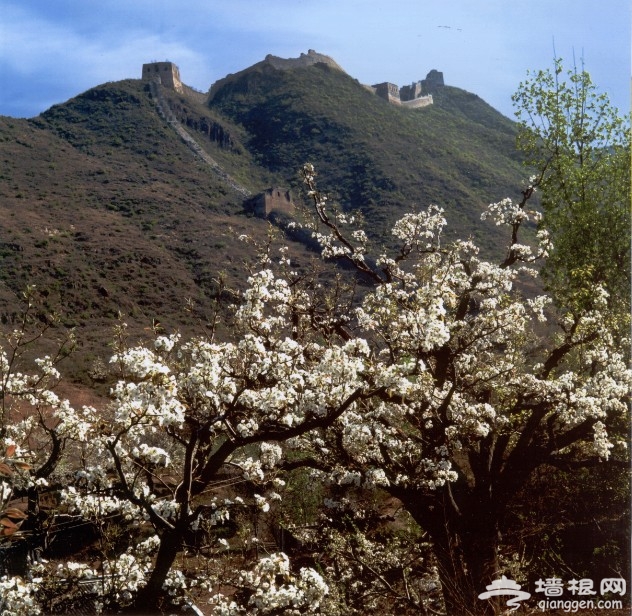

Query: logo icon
left=478, top=575, right=531, bottom=612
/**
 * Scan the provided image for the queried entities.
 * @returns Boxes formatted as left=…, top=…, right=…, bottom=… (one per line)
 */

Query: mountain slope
left=0, top=58, right=530, bottom=380
left=0, top=81, right=298, bottom=378
left=207, top=62, right=526, bottom=251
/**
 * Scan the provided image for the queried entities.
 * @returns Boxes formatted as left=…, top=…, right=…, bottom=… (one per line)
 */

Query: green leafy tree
left=512, top=58, right=630, bottom=327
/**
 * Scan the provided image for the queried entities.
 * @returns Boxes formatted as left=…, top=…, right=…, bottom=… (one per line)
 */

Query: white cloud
left=0, top=3, right=211, bottom=93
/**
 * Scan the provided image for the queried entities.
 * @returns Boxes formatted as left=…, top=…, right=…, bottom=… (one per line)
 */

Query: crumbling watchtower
left=253, top=188, right=294, bottom=218
left=142, top=62, right=183, bottom=93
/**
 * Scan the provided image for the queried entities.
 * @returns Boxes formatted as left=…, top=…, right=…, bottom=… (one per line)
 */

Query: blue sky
left=0, top=0, right=629, bottom=119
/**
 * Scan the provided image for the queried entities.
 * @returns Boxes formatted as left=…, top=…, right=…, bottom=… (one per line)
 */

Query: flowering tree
left=0, top=160, right=628, bottom=614
left=0, top=290, right=92, bottom=615
left=278, top=164, right=630, bottom=615
left=39, top=251, right=384, bottom=613
left=0, top=288, right=79, bottom=537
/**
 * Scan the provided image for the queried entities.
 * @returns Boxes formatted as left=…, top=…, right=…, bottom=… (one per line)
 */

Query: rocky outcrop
left=167, top=101, right=240, bottom=152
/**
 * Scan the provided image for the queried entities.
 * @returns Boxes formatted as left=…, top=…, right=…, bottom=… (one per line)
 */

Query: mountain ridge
left=210, top=50, right=346, bottom=96
left=204, top=59, right=524, bottom=240
left=0, top=53, right=529, bottom=382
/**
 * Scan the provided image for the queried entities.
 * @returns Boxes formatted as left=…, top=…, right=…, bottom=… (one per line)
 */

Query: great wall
left=205, top=50, right=443, bottom=108
left=370, top=69, right=443, bottom=108
left=141, top=52, right=444, bottom=216
left=144, top=63, right=251, bottom=199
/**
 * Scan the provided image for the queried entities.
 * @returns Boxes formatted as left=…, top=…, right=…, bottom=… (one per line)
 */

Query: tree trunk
left=406, top=493, right=502, bottom=616
left=461, top=517, right=501, bottom=595
left=430, top=519, right=481, bottom=616
left=128, top=527, right=184, bottom=614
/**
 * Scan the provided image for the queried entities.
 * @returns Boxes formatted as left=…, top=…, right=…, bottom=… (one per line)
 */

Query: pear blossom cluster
left=209, top=552, right=329, bottom=615
left=315, top=522, right=442, bottom=615
left=0, top=575, right=42, bottom=616
left=22, top=531, right=181, bottom=614
left=391, top=206, right=447, bottom=249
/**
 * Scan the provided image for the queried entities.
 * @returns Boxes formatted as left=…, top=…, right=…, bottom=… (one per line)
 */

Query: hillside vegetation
left=0, top=61, right=528, bottom=380
left=208, top=63, right=525, bottom=247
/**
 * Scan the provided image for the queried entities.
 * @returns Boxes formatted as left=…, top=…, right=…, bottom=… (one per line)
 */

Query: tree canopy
left=512, top=58, right=630, bottom=326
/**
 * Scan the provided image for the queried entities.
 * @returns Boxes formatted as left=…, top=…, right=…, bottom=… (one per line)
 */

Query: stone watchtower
left=253, top=188, right=294, bottom=218
left=142, top=62, right=183, bottom=93
left=371, top=70, right=440, bottom=108
left=421, top=69, right=444, bottom=93
left=372, top=82, right=402, bottom=104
